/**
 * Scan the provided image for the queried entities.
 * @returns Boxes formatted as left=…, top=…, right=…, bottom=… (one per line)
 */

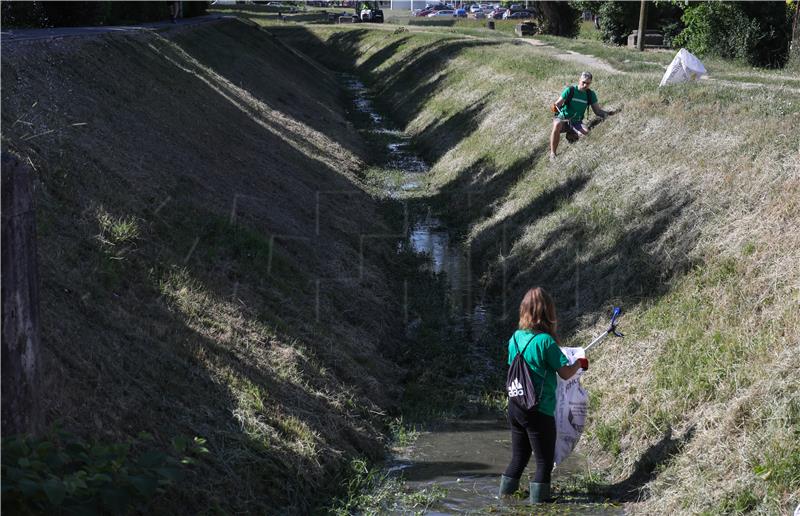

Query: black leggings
left=503, top=403, right=557, bottom=483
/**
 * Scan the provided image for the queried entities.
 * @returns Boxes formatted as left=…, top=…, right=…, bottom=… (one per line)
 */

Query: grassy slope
left=1, top=20, right=407, bottom=513
left=272, top=24, right=800, bottom=514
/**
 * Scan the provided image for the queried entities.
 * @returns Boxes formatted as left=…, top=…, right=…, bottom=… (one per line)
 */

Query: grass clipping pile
left=1, top=21, right=406, bottom=513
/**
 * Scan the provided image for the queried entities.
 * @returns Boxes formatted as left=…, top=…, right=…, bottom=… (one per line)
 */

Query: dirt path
left=518, top=38, right=621, bottom=74
left=516, top=37, right=800, bottom=93
left=1, top=14, right=232, bottom=43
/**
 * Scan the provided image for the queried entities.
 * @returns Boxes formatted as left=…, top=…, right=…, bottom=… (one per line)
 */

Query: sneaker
left=549, top=152, right=556, bottom=162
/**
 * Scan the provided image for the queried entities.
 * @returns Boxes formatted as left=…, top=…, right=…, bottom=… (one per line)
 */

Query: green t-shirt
left=557, top=86, right=598, bottom=122
left=507, top=330, right=570, bottom=416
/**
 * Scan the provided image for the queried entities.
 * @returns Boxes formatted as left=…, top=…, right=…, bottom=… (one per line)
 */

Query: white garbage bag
left=554, top=346, right=588, bottom=464
left=659, top=48, right=707, bottom=87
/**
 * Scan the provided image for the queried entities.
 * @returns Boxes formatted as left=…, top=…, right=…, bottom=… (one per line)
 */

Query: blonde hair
left=518, top=287, right=558, bottom=339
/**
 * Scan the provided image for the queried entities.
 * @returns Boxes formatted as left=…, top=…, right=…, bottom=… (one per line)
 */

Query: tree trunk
left=636, top=0, right=647, bottom=51
left=1, top=152, right=43, bottom=436
left=536, top=1, right=576, bottom=37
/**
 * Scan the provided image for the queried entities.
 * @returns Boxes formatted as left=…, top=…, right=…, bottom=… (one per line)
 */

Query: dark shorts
left=554, top=118, right=588, bottom=135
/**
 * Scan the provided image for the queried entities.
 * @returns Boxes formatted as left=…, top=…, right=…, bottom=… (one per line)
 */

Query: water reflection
left=341, top=72, right=486, bottom=339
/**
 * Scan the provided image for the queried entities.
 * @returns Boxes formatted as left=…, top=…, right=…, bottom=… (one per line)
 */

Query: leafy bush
left=597, top=1, right=638, bottom=45
left=674, top=1, right=793, bottom=68
left=595, top=1, right=683, bottom=47
left=661, top=20, right=683, bottom=49
left=1, top=430, right=209, bottom=514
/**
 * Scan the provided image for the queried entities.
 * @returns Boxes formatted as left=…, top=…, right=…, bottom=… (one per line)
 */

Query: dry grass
left=280, top=24, right=800, bottom=514
left=1, top=19, right=407, bottom=513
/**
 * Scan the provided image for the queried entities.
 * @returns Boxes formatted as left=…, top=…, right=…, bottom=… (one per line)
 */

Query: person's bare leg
left=550, top=120, right=563, bottom=159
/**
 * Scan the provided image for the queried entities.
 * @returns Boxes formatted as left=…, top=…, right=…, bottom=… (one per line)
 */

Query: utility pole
left=790, top=2, right=800, bottom=68
left=636, top=0, right=647, bottom=51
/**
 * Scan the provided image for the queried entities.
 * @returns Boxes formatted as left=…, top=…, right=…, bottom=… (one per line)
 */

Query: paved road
left=1, top=14, right=233, bottom=43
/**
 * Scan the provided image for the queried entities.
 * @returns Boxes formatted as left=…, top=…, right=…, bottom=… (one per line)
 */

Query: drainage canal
left=340, top=74, right=621, bottom=515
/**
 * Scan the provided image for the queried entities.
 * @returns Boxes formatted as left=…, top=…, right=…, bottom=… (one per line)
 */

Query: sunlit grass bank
left=268, top=22, right=800, bottom=514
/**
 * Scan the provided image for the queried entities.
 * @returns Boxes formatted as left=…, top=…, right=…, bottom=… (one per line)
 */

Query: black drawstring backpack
left=506, top=334, right=542, bottom=411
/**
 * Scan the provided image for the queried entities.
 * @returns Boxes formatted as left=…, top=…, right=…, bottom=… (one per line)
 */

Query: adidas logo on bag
left=508, top=378, right=524, bottom=397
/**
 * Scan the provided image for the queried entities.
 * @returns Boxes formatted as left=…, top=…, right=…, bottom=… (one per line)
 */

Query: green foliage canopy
left=674, top=1, right=794, bottom=68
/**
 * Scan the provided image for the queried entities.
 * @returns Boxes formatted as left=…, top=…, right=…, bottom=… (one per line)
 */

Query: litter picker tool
left=554, top=307, right=624, bottom=465
left=584, top=306, right=624, bottom=353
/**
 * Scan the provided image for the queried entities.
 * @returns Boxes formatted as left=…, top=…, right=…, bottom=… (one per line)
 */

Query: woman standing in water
left=499, top=287, right=588, bottom=503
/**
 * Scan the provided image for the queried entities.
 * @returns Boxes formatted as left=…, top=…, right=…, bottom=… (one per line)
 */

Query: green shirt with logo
left=557, top=86, right=598, bottom=122
left=507, top=330, right=570, bottom=416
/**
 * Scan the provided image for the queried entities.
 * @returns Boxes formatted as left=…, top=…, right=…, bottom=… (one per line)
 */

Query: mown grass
left=266, top=21, right=800, bottom=514
left=1, top=19, right=413, bottom=514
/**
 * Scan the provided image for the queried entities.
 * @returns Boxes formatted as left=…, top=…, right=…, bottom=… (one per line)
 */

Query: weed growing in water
left=389, top=417, right=420, bottom=448
left=330, top=458, right=446, bottom=515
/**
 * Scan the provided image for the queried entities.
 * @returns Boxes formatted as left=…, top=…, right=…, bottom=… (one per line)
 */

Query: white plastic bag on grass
left=554, top=346, right=589, bottom=465
left=659, top=48, right=707, bottom=87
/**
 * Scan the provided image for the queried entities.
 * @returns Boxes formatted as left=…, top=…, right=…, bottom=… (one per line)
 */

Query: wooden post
left=1, top=152, right=43, bottom=436
left=790, top=3, right=800, bottom=68
left=636, top=0, right=647, bottom=51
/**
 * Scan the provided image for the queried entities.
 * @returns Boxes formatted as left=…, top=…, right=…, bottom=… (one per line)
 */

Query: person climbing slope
left=498, top=287, right=588, bottom=503
left=550, top=71, right=608, bottom=161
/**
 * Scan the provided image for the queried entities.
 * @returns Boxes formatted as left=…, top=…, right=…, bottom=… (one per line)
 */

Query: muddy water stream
left=342, top=75, right=621, bottom=515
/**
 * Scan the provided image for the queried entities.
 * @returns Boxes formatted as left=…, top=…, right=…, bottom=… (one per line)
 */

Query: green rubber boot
left=529, top=482, right=551, bottom=503
left=498, top=475, right=520, bottom=497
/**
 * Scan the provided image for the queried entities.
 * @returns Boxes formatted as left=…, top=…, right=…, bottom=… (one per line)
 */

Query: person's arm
left=557, top=362, right=581, bottom=380
left=557, top=357, right=589, bottom=379
left=591, top=102, right=607, bottom=119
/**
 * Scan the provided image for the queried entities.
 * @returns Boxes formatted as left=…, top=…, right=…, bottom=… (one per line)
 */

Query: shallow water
left=391, top=416, right=624, bottom=515
left=342, top=73, right=486, bottom=336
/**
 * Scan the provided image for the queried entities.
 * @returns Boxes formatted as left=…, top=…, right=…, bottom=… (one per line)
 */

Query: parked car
left=469, top=3, right=482, bottom=12
left=506, top=10, right=532, bottom=19
left=509, top=4, right=523, bottom=11
left=472, top=10, right=486, bottom=18
left=487, top=8, right=506, bottom=19
left=428, top=9, right=455, bottom=16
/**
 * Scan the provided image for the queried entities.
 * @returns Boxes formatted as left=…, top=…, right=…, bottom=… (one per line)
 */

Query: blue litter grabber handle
left=609, top=307, right=624, bottom=337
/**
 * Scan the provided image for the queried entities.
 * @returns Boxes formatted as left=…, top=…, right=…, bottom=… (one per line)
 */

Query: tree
left=535, top=1, right=581, bottom=38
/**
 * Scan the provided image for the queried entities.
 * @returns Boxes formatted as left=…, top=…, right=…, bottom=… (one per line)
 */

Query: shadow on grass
left=551, top=426, right=695, bottom=505
left=415, top=100, right=488, bottom=164
left=10, top=19, right=417, bottom=514
left=168, top=20, right=368, bottom=161
left=605, top=425, right=696, bottom=502
left=486, top=189, right=695, bottom=334
left=375, top=37, right=501, bottom=123
left=359, top=35, right=412, bottom=74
